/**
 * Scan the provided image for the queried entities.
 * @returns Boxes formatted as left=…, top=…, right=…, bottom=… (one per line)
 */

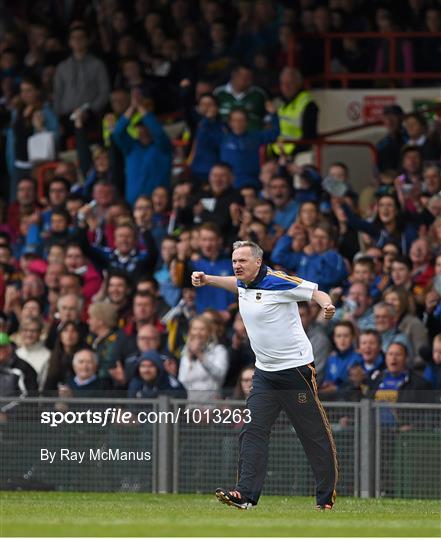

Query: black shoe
left=315, top=503, right=333, bottom=511
left=215, top=487, right=255, bottom=510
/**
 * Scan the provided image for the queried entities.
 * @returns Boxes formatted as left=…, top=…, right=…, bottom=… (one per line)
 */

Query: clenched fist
left=191, top=271, right=208, bottom=287
left=323, top=303, right=336, bottom=319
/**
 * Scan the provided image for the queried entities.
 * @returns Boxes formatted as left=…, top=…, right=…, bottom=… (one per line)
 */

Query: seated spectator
left=15, top=317, right=50, bottom=391
left=233, top=365, right=255, bottom=400
left=298, top=302, right=332, bottom=384
left=64, top=349, right=109, bottom=397
left=358, top=329, right=385, bottom=375
left=383, top=285, right=428, bottom=369
left=178, top=315, right=228, bottom=401
left=368, top=342, right=431, bottom=427
left=409, top=238, right=435, bottom=291
left=334, top=282, right=375, bottom=331
left=214, top=65, right=267, bottom=131
left=350, top=256, right=381, bottom=301
left=336, top=194, right=418, bottom=253
left=7, top=177, right=41, bottom=240
left=224, top=312, right=255, bottom=392
left=113, top=89, right=172, bottom=204
left=252, top=199, right=284, bottom=247
left=191, top=163, right=243, bottom=237
left=0, top=332, right=37, bottom=397
left=127, top=349, right=187, bottom=399
left=191, top=223, right=237, bottom=316
left=102, top=271, right=133, bottom=328
left=26, top=208, right=71, bottom=257
left=79, top=221, right=156, bottom=281
left=44, top=321, right=86, bottom=394
left=45, top=293, right=88, bottom=349
left=64, top=242, right=102, bottom=302
left=320, top=321, right=363, bottom=396
left=267, top=176, right=299, bottom=231
left=391, top=255, right=413, bottom=292
left=271, top=221, right=347, bottom=292
left=373, top=301, right=413, bottom=358
left=124, top=291, right=164, bottom=337
left=154, top=236, right=182, bottom=308
left=86, top=302, right=128, bottom=387
left=422, top=334, right=441, bottom=393
left=199, top=102, right=279, bottom=189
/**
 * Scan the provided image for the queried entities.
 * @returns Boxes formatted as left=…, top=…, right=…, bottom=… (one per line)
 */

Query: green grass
left=0, top=492, right=440, bottom=537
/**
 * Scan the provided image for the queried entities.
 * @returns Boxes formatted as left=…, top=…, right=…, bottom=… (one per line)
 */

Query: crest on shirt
left=255, top=292, right=262, bottom=302
left=297, top=392, right=307, bottom=404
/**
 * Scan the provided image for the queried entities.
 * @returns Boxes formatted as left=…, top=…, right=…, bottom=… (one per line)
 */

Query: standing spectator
left=113, top=90, right=172, bottom=205
left=214, top=65, right=267, bottom=131
left=376, top=105, right=407, bottom=172
left=6, top=75, right=59, bottom=201
left=178, top=315, right=228, bottom=400
left=53, top=24, right=110, bottom=127
left=271, top=68, right=318, bottom=157
left=15, top=317, right=50, bottom=391
left=199, top=102, right=279, bottom=189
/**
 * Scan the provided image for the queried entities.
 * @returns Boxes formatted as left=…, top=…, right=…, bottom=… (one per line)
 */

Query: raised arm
left=191, top=271, right=238, bottom=294
left=312, top=289, right=336, bottom=319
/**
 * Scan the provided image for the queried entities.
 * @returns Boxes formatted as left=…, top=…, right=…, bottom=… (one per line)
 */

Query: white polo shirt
left=238, top=266, right=318, bottom=371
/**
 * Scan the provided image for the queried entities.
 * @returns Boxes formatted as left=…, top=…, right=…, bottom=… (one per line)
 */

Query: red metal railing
left=288, top=32, right=441, bottom=88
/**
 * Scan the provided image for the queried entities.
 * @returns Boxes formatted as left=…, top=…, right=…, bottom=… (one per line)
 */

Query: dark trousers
left=236, top=364, right=338, bottom=506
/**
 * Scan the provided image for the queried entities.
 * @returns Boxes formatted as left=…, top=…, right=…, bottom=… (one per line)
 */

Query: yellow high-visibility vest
left=271, top=91, right=313, bottom=155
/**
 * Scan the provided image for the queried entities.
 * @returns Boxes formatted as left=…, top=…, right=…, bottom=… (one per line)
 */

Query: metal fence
left=0, top=397, right=439, bottom=499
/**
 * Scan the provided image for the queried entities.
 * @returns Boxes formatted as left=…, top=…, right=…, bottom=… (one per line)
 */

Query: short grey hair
left=72, top=349, right=98, bottom=368
left=232, top=241, right=263, bottom=260
left=374, top=301, right=396, bottom=317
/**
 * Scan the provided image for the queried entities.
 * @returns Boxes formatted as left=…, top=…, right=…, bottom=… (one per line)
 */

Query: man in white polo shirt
left=192, top=240, right=338, bottom=511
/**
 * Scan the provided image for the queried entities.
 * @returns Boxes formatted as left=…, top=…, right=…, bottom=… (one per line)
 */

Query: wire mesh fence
left=0, top=397, right=440, bottom=499
left=0, top=398, right=157, bottom=492
left=374, top=403, right=441, bottom=499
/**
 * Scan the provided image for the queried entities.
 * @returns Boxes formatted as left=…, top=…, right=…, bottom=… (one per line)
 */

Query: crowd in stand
left=0, top=1, right=440, bottom=430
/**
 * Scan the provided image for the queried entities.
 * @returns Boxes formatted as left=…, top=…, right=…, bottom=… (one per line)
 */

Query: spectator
left=409, top=237, right=435, bottom=290
left=191, top=223, right=236, bottom=315
left=267, top=176, right=299, bottom=230
left=233, top=365, right=255, bottom=400
left=298, top=301, right=332, bottom=384
left=391, top=255, right=413, bottom=291
left=7, top=177, right=40, bottom=240
left=15, top=317, right=50, bottom=391
left=178, top=315, right=228, bottom=400
left=43, top=320, right=85, bottom=393
left=320, top=321, right=363, bottom=396
left=373, top=301, right=413, bottom=358
left=358, top=329, right=385, bottom=376
left=271, top=67, right=318, bottom=157
left=422, top=334, right=441, bottom=392
left=224, top=312, right=255, bottom=392
left=161, top=288, right=197, bottom=359
left=271, top=221, right=347, bottom=292
left=86, top=301, right=128, bottom=388
left=383, top=285, right=429, bottom=369
left=6, top=75, right=59, bottom=200
left=46, top=293, right=87, bottom=349
left=192, top=163, right=243, bottom=237
left=64, top=242, right=102, bottom=302
left=124, top=291, right=164, bottom=337
left=64, top=349, right=108, bottom=396
left=211, top=103, right=279, bottom=189
left=0, top=332, right=37, bottom=397
left=376, top=104, right=407, bottom=172
left=127, top=349, right=186, bottom=399
left=404, top=113, right=441, bottom=161
left=53, top=24, right=110, bottom=125
left=154, top=236, right=181, bottom=308
left=368, top=342, right=431, bottom=422
left=113, top=90, right=172, bottom=205
left=334, top=281, right=376, bottom=331
left=214, top=65, right=267, bottom=131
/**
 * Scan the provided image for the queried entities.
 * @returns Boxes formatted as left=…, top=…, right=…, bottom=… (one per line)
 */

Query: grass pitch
left=0, top=491, right=440, bottom=537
